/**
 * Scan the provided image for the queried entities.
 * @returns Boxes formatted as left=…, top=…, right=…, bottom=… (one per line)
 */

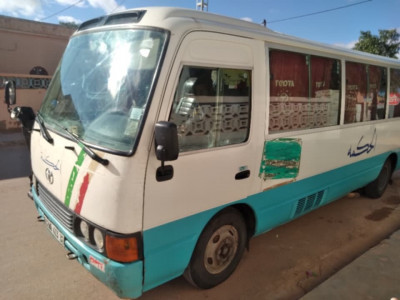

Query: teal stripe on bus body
left=249, top=151, right=394, bottom=233
left=142, top=150, right=399, bottom=292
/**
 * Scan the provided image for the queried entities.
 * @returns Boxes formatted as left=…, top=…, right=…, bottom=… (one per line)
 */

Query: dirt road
left=1, top=172, right=399, bottom=299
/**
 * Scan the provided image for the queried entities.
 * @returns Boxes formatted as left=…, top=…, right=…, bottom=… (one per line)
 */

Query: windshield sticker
left=348, top=128, right=377, bottom=158
left=130, top=107, right=144, bottom=120
left=64, top=148, right=86, bottom=207
left=259, top=138, right=302, bottom=180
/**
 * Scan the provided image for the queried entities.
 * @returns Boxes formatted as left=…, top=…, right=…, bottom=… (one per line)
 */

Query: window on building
left=30, top=66, right=48, bottom=75
left=269, top=49, right=341, bottom=132
left=169, top=66, right=251, bottom=152
left=344, top=62, right=387, bottom=123
left=389, top=68, right=400, bottom=118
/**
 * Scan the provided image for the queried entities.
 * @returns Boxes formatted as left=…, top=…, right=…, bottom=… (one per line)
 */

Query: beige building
left=0, top=16, right=74, bottom=130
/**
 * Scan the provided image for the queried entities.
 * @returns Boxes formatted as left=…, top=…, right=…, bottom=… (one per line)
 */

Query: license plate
left=44, top=215, right=65, bottom=245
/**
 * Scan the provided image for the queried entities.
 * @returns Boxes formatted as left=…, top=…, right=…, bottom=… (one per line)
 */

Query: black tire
left=184, top=207, right=247, bottom=289
left=364, top=159, right=393, bottom=199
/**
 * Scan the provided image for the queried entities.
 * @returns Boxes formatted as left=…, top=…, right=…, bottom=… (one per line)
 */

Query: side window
left=310, top=56, right=341, bottom=127
left=269, top=49, right=341, bottom=133
left=169, top=66, right=251, bottom=152
left=389, top=68, right=400, bottom=118
left=369, top=65, right=387, bottom=120
left=345, top=62, right=387, bottom=123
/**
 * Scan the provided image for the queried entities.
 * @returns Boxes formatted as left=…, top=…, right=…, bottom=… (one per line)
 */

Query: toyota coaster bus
left=3, top=7, right=400, bottom=299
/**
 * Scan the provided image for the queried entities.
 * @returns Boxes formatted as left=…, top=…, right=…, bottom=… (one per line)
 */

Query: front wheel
left=184, top=208, right=247, bottom=289
left=364, top=159, right=393, bottom=199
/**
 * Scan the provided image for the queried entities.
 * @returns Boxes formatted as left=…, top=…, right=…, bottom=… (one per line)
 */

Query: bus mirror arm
left=154, top=121, right=179, bottom=182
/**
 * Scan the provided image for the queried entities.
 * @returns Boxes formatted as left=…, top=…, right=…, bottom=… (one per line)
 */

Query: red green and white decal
left=64, top=148, right=101, bottom=214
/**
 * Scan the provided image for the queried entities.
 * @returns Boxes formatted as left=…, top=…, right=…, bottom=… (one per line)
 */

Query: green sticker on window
left=259, top=138, right=301, bottom=180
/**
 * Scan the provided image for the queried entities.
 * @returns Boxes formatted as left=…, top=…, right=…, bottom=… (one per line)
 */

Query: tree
left=59, top=21, right=79, bottom=30
left=353, top=29, right=400, bottom=58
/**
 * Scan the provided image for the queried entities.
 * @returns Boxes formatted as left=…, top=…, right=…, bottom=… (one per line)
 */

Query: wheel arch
left=231, top=203, right=256, bottom=240
left=197, top=203, right=256, bottom=243
left=183, top=204, right=253, bottom=288
left=388, top=152, right=398, bottom=172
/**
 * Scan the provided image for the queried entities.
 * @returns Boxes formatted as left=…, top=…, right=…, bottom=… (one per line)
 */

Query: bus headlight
left=93, top=228, right=104, bottom=251
left=80, top=221, right=90, bottom=241
left=74, top=217, right=142, bottom=261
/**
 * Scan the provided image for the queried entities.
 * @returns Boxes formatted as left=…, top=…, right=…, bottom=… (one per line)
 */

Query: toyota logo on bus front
left=45, top=168, right=54, bottom=184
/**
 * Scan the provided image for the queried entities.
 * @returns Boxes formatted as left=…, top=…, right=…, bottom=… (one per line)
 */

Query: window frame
left=268, top=48, right=342, bottom=134
left=389, top=68, right=400, bottom=118
left=344, top=61, right=387, bottom=124
left=168, top=64, right=253, bottom=153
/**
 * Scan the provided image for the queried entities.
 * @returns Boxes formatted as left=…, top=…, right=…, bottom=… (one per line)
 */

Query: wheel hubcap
left=204, top=225, right=239, bottom=274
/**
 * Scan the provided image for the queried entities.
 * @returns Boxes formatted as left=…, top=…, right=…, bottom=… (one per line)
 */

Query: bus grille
left=294, top=190, right=324, bottom=217
left=37, top=182, right=74, bottom=232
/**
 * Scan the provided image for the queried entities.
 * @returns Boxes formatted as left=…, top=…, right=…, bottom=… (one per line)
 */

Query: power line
left=110, top=0, right=128, bottom=14
left=40, top=0, right=127, bottom=22
left=268, top=0, right=372, bottom=24
left=40, top=0, right=85, bottom=21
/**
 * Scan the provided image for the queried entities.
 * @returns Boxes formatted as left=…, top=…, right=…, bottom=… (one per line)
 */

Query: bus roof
left=77, top=7, right=400, bottom=67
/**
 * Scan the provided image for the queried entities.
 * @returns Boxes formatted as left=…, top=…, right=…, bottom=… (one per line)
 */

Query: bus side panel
left=249, top=151, right=395, bottom=235
left=143, top=33, right=266, bottom=291
left=141, top=150, right=397, bottom=292
left=142, top=208, right=221, bottom=292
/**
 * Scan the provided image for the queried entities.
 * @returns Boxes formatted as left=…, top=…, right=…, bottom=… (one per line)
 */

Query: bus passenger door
left=142, top=32, right=266, bottom=290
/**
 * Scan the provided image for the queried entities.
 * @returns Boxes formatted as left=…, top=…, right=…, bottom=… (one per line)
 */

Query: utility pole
left=196, top=0, right=208, bottom=11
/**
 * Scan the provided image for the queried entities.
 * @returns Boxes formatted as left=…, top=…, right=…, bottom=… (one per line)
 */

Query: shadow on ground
left=0, top=132, right=31, bottom=180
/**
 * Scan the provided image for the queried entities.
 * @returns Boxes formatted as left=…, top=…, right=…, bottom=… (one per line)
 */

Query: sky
left=0, top=0, right=399, bottom=51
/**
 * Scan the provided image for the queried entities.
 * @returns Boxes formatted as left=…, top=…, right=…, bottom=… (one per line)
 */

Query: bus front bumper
left=32, top=186, right=144, bottom=299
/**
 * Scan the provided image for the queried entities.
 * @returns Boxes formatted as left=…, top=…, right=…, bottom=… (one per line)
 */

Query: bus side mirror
left=4, top=81, right=16, bottom=106
left=154, top=121, right=179, bottom=182
left=155, top=121, right=179, bottom=162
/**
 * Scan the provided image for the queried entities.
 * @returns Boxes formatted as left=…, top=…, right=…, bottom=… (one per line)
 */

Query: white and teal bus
left=5, top=7, right=400, bottom=299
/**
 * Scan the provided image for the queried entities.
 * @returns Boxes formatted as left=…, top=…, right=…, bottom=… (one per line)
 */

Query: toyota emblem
left=45, top=168, right=54, bottom=184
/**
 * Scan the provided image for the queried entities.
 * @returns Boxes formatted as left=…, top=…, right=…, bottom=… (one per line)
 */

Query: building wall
left=0, top=73, right=50, bottom=130
left=0, top=16, right=74, bottom=131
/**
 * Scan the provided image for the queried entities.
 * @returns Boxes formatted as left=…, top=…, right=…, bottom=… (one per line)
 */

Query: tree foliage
left=59, top=21, right=79, bottom=30
left=353, top=29, right=400, bottom=58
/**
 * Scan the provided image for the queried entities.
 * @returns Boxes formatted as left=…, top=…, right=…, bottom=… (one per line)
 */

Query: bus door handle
left=235, top=170, right=250, bottom=180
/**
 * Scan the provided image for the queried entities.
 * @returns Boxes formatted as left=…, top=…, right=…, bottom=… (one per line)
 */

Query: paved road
left=0, top=145, right=31, bottom=180
left=302, top=229, right=400, bottom=300
left=0, top=146, right=399, bottom=299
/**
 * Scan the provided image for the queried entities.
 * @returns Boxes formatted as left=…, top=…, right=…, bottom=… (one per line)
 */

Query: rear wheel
left=184, top=208, right=247, bottom=289
left=364, top=159, right=393, bottom=199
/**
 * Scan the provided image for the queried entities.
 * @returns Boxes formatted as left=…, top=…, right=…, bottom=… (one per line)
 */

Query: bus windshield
left=40, top=28, right=168, bottom=153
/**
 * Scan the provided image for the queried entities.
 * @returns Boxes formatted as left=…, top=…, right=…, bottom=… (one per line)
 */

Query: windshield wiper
left=34, top=113, right=54, bottom=144
left=60, top=127, right=109, bottom=166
